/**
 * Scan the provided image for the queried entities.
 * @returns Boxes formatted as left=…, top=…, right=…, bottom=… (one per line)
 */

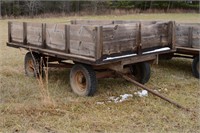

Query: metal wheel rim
left=74, top=71, right=87, bottom=91
left=27, top=60, right=34, bottom=72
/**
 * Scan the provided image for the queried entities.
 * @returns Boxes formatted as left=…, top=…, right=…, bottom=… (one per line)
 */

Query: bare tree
left=24, top=0, right=41, bottom=17
left=167, top=1, right=171, bottom=12
left=150, top=0, right=153, bottom=9
left=59, top=1, right=71, bottom=14
left=76, top=1, right=80, bottom=14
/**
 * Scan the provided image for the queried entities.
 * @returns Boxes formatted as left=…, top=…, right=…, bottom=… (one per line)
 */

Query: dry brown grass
left=0, top=14, right=200, bottom=132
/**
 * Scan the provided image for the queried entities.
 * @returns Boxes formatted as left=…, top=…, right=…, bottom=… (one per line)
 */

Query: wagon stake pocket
left=117, top=72, right=192, bottom=112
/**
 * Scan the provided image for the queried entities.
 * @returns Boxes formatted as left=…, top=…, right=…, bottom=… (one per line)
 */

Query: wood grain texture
left=70, top=40, right=95, bottom=57
left=176, top=23, right=200, bottom=48
left=141, top=22, right=169, bottom=49
left=8, top=21, right=12, bottom=42
left=23, top=22, right=27, bottom=45
left=114, top=20, right=160, bottom=25
left=71, top=20, right=114, bottom=25
left=96, top=26, right=103, bottom=60
left=102, top=24, right=138, bottom=55
left=27, top=23, right=42, bottom=46
left=192, top=26, right=200, bottom=48
left=65, top=25, right=70, bottom=53
left=69, top=25, right=97, bottom=57
left=46, top=23, right=65, bottom=50
left=11, top=22, right=23, bottom=42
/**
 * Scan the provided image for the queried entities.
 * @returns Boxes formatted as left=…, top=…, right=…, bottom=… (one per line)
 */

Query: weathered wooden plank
left=103, top=24, right=137, bottom=32
left=70, top=34, right=95, bottom=43
left=103, top=33, right=136, bottom=42
left=70, top=40, right=95, bottom=51
left=122, top=54, right=156, bottom=66
left=114, top=20, right=159, bottom=25
left=168, top=21, right=175, bottom=49
left=176, top=23, right=200, bottom=48
left=192, top=38, right=200, bottom=49
left=23, top=22, right=27, bottom=45
left=68, top=25, right=97, bottom=57
left=27, top=23, right=42, bottom=46
left=70, top=40, right=95, bottom=57
left=71, top=20, right=114, bottom=25
left=192, top=26, right=200, bottom=48
left=102, top=23, right=139, bottom=55
left=176, top=46, right=199, bottom=55
left=70, top=25, right=96, bottom=36
left=176, top=36, right=189, bottom=47
left=11, top=22, right=23, bottom=42
left=7, top=42, right=96, bottom=64
left=136, top=23, right=142, bottom=55
left=141, top=22, right=169, bottom=49
left=142, top=35, right=169, bottom=49
left=103, top=38, right=137, bottom=55
left=176, top=25, right=190, bottom=36
left=42, top=23, right=46, bottom=48
left=46, top=23, right=65, bottom=50
left=8, top=21, right=12, bottom=42
left=103, top=24, right=137, bottom=42
left=141, top=23, right=168, bottom=36
left=65, top=25, right=70, bottom=53
left=96, top=26, right=103, bottom=60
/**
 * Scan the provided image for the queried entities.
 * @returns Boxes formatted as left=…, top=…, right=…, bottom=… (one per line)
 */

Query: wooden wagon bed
left=7, top=20, right=175, bottom=66
left=6, top=20, right=200, bottom=96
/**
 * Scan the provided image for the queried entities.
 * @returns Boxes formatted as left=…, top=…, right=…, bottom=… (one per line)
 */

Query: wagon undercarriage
left=7, top=20, right=199, bottom=96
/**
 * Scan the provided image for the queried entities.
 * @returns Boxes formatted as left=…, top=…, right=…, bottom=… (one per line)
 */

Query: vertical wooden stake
left=96, top=26, right=103, bottom=60
left=23, top=22, right=27, bottom=45
left=168, top=21, right=175, bottom=50
left=8, top=21, right=12, bottom=42
left=42, top=23, right=46, bottom=48
left=136, top=22, right=142, bottom=55
left=65, top=25, right=70, bottom=53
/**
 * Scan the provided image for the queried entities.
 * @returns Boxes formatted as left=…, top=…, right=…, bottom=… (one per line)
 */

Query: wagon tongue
left=117, top=72, right=191, bottom=112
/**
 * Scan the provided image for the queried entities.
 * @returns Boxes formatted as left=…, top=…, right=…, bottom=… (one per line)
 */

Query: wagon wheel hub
left=75, top=71, right=87, bottom=91
left=28, top=60, right=34, bottom=72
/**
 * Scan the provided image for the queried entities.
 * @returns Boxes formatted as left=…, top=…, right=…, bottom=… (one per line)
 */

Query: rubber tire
left=70, top=64, right=97, bottom=96
left=192, top=56, right=199, bottom=79
left=130, top=62, right=151, bottom=84
left=24, top=52, right=41, bottom=77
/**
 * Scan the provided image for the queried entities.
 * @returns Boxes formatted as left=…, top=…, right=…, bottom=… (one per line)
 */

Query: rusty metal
left=48, top=63, right=73, bottom=68
left=74, top=71, right=87, bottom=91
left=28, top=60, right=34, bottom=72
left=96, top=71, right=115, bottom=79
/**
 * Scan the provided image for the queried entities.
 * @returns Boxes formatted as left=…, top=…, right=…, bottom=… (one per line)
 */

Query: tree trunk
left=66, top=1, right=71, bottom=14
left=150, top=0, right=153, bottom=9
left=76, top=1, right=79, bottom=15
left=93, top=1, right=98, bottom=15
left=167, top=1, right=171, bottom=12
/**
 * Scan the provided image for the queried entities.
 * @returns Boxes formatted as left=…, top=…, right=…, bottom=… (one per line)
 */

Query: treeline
left=0, top=1, right=199, bottom=17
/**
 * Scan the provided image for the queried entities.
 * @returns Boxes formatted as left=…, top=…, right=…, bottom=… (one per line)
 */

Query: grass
left=0, top=13, right=200, bottom=132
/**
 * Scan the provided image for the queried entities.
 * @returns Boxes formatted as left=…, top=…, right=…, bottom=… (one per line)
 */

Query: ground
left=0, top=14, right=200, bottom=132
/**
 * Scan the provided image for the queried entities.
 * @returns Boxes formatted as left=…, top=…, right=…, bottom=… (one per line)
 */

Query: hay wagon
left=90, top=20, right=199, bottom=79
left=173, top=23, right=199, bottom=78
left=7, top=20, right=176, bottom=96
